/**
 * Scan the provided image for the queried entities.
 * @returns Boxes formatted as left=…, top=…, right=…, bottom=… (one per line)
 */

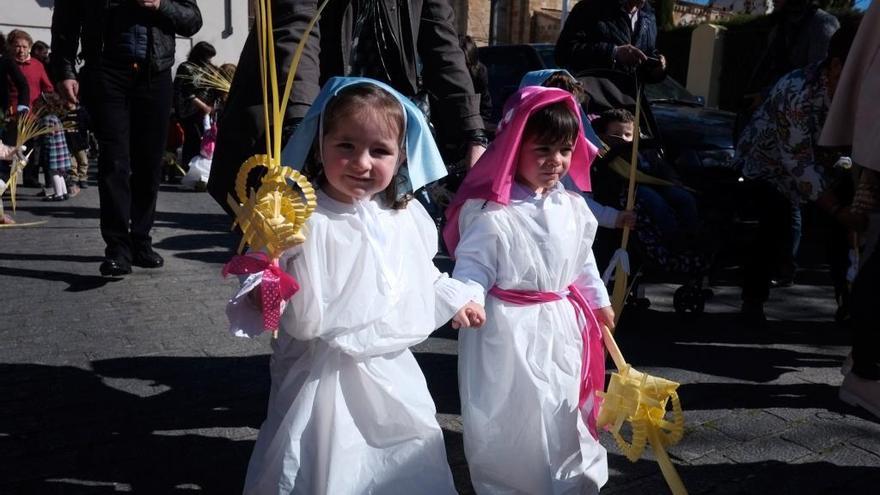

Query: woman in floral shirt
left=733, top=24, right=858, bottom=323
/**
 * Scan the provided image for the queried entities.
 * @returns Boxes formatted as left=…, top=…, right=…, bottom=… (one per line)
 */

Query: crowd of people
left=0, top=0, right=877, bottom=493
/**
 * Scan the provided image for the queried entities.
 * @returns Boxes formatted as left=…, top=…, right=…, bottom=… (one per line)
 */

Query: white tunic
left=452, top=183, right=611, bottom=495
left=228, top=192, right=477, bottom=495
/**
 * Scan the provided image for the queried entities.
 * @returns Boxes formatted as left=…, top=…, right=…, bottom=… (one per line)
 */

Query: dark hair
left=33, top=92, right=67, bottom=116
left=542, top=72, right=585, bottom=103
left=32, top=40, right=49, bottom=52
left=592, top=108, right=634, bottom=135
left=187, top=41, right=216, bottom=65
left=826, top=20, right=860, bottom=67
left=0, top=32, right=6, bottom=54
left=459, top=35, right=480, bottom=79
left=522, top=101, right=579, bottom=146
left=303, top=84, right=410, bottom=209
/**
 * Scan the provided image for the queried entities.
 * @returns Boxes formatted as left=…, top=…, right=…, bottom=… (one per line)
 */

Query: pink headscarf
left=443, top=86, right=599, bottom=255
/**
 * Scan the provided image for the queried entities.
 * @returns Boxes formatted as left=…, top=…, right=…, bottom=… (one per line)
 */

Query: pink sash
left=488, top=284, right=605, bottom=438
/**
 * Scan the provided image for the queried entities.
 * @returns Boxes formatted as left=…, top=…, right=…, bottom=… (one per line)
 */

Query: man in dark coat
left=207, top=0, right=485, bottom=217
left=555, top=0, right=666, bottom=83
left=51, top=0, right=202, bottom=276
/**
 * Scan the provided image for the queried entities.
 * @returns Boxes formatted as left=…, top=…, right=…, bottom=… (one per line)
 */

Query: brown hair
left=33, top=92, right=67, bottom=116
left=6, top=29, right=33, bottom=50
left=592, top=108, right=634, bottom=135
left=523, top=101, right=580, bottom=147
left=542, top=72, right=586, bottom=104
left=304, top=84, right=411, bottom=209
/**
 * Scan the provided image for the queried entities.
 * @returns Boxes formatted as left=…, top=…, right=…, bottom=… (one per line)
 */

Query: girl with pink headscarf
left=444, top=86, right=613, bottom=494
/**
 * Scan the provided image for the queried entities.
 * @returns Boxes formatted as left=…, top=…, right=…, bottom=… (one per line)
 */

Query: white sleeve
left=584, top=194, right=621, bottom=229
left=573, top=248, right=612, bottom=309
left=409, top=200, right=483, bottom=327
left=451, top=201, right=501, bottom=305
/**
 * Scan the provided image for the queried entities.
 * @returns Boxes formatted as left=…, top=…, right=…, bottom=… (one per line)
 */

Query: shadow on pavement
left=0, top=253, right=105, bottom=263
left=153, top=211, right=231, bottom=233
left=0, top=265, right=119, bottom=292
left=606, top=455, right=880, bottom=494
left=0, top=355, right=270, bottom=493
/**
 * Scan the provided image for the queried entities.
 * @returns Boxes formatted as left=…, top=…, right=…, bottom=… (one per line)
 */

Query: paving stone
left=782, top=416, right=879, bottom=453
left=721, top=435, right=813, bottom=464
left=709, top=410, right=793, bottom=442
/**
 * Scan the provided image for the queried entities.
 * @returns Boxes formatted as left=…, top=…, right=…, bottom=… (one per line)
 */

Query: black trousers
left=741, top=180, right=796, bottom=304
left=741, top=179, right=850, bottom=306
left=82, top=64, right=172, bottom=260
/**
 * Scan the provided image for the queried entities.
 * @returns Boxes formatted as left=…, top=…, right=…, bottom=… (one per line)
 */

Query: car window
left=533, top=45, right=557, bottom=69
left=645, top=76, right=701, bottom=105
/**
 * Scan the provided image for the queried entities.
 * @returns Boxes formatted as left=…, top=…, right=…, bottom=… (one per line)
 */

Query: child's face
left=515, top=136, right=573, bottom=194
left=601, top=121, right=634, bottom=144
left=320, top=108, right=402, bottom=204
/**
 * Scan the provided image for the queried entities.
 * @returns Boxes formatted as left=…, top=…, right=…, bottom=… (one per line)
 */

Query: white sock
left=52, top=175, right=68, bottom=196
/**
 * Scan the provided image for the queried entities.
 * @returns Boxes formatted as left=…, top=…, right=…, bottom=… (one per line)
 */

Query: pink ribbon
left=488, top=284, right=605, bottom=439
left=222, top=253, right=300, bottom=332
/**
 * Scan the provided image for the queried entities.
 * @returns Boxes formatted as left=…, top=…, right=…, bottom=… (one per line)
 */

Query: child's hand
left=615, top=210, right=637, bottom=229
left=595, top=305, right=616, bottom=330
left=452, top=301, right=486, bottom=329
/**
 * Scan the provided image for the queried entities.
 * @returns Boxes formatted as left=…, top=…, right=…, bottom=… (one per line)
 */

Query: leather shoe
left=100, top=258, right=132, bottom=276
left=132, top=249, right=164, bottom=268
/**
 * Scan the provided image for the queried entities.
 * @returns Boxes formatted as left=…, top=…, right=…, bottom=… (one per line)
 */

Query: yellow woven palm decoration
left=226, top=0, right=332, bottom=259
left=2, top=109, right=75, bottom=213
left=597, top=323, right=687, bottom=494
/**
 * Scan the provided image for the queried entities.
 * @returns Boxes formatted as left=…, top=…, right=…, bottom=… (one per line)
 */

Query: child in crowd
left=592, top=108, right=705, bottom=274
left=520, top=69, right=637, bottom=230
left=444, top=86, right=613, bottom=494
left=62, top=100, right=91, bottom=189
left=34, top=93, right=72, bottom=201
left=227, top=77, right=485, bottom=495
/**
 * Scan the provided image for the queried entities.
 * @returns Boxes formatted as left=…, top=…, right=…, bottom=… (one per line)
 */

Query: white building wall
left=1, top=0, right=248, bottom=71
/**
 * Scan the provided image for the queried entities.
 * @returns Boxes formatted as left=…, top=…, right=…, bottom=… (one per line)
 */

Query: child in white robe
left=444, top=86, right=614, bottom=495
left=227, top=78, right=485, bottom=495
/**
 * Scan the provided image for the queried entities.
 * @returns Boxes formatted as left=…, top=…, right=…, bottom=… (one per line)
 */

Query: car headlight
left=697, top=149, right=735, bottom=168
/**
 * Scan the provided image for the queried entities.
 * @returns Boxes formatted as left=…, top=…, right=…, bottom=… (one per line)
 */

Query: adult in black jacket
left=207, top=0, right=485, bottom=217
left=555, top=0, right=666, bottom=83
left=51, top=0, right=202, bottom=276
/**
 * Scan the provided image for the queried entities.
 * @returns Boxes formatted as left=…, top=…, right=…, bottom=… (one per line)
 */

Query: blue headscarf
left=280, top=77, right=447, bottom=194
left=518, top=69, right=605, bottom=150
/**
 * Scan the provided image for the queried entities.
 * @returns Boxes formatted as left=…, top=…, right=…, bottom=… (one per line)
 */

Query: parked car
left=476, top=43, right=736, bottom=172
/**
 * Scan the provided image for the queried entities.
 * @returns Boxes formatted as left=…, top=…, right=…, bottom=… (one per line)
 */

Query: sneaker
left=840, top=372, right=880, bottom=420
left=78, top=180, right=89, bottom=189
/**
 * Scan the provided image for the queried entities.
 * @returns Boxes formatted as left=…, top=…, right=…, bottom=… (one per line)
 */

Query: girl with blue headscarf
left=226, top=78, right=484, bottom=494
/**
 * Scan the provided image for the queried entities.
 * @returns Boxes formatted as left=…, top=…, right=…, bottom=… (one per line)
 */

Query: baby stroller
left=576, top=69, right=717, bottom=315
